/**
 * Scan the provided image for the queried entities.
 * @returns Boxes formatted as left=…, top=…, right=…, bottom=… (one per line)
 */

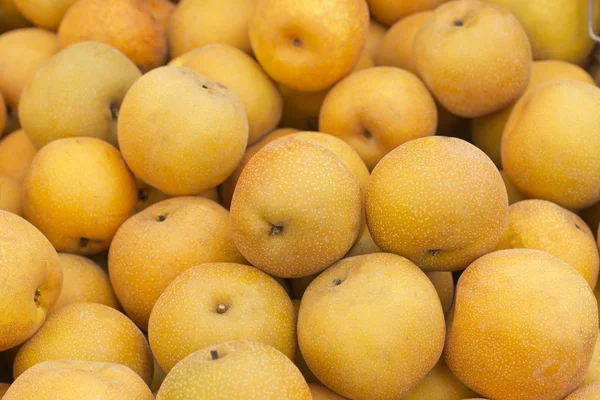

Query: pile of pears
left=1, top=0, right=600, bottom=399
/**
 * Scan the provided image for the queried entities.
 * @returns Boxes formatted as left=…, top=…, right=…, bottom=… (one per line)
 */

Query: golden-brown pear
left=177, top=43, right=282, bottom=145
left=278, top=84, right=329, bottom=131
left=291, top=300, right=319, bottom=384
left=445, top=249, right=598, bottom=400
left=249, top=0, right=369, bottom=92
left=49, top=253, right=119, bottom=314
left=167, top=0, right=254, bottom=58
left=230, top=138, right=362, bottom=278
left=425, top=271, right=455, bottom=315
left=13, top=0, right=77, bottom=29
left=564, top=382, right=600, bottom=400
left=13, top=302, right=153, bottom=385
left=117, top=66, right=248, bottom=196
left=0, top=176, right=22, bottom=216
left=3, top=360, right=154, bottom=400
left=0, top=129, right=36, bottom=183
left=148, top=262, right=296, bottom=372
left=18, top=41, right=142, bottom=149
left=367, top=0, right=446, bottom=26
left=0, top=382, right=8, bottom=397
left=58, top=0, right=167, bottom=72
left=0, top=93, right=5, bottom=134
left=0, top=211, right=62, bottom=351
left=366, top=20, right=386, bottom=59
left=155, top=340, right=312, bottom=400
left=582, top=333, right=600, bottom=386
left=145, top=0, right=174, bottom=30
left=500, top=170, right=528, bottom=205
left=108, top=196, right=246, bottom=331
left=472, top=60, right=595, bottom=168
left=298, top=253, right=446, bottom=400
left=0, top=28, right=59, bottom=110
left=319, top=66, right=437, bottom=170
left=22, top=137, right=138, bottom=254
left=413, top=0, right=531, bottom=118
left=502, top=80, right=600, bottom=210
left=309, top=383, right=347, bottom=399
left=495, top=199, right=599, bottom=288
left=0, top=0, right=31, bottom=34
left=402, top=357, right=478, bottom=400
left=374, top=11, right=431, bottom=73
left=345, top=226, right=381, bottom=257
left=366, top=136, right=508, bottom=271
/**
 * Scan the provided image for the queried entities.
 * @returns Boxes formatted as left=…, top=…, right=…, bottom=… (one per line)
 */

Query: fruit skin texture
left=177, top=43, right=283, bottom=145
left=445, top=249, right=599, bottom=400
left=374, top=11, right=431, bottom=73
left=109, top=196, right=246, bottom=331
left=13, top=302, right=153, bottom=385
left=148, top=262, right=296, bottom=373
left=230, top=138, right=362, bottom=278
left=0, top=129, right=36, bottom=183
left=0, top=92, right=5, bottom=134
left=319, top=66, right=437, bottom=171
left=3, top=360, right=154, bottom=400
left=298, top=253, right=446, bottom=400
left=249, top=0, right=370, bottom=92
left=0, top=175, right=22, bottom=216
left=13, top=0, right=77, bottom=30
left=167, top=0, right=254, bottom=58
left=501, top=170, right=528, bottom=205
left=582, top=333, right=600, bottom=386
left=18, top=41, right=142, bottom=149
left=0, top=211, right=62, bottom=351
left=50, top=253, right=120, bottom=314
left=402, top=357, right=478, bottom=400
left=58, top=0, right=167, bottom=72
left=22, top=137, right=138, bottom=255
left=367, top=0, right=446, bottom=26
left=309, top=383, right=347, bottom=399
left=366, top=136, right=508, bottom=271
left=502, top=80, right=600, bottom=210
left=156, top=340, right=311, bottom=400
left=0, top=28, right=59, bottom=110
left=118, top=66, right=248, bottom=196
left=485, top=0, right=600, bottom=65
left=564, top=381, right=600, bottom=400
left=494, top=199, right=600, bottom=288
left=413, top=0, right=532, bottom=118
left=472, top=60, right=595, bottom=168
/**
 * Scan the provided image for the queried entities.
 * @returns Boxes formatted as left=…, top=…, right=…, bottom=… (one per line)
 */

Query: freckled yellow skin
left=319, top=66, right=438, bottom=171
left=0, top=129, right=36, bottom=183
left=178, top=44, right=283, bottom=145
left=220, top=128, right=299, bottom=209
left=230, top=138, right=362, bottom=278
left=472, top=60, right=595, bottom=168
left=167, top=0, right=254, bottom=58
left=109, top=196, right=246, bottom=331
left=502, top=80, right=600, bottom=210
left=118, top=66, right=249, bottom=196
left=13, top=302, right=153, bottom=385
left=413, top=0, right=532, bottom=118
left=0, top=28, right=59, bottom=110
left=402, top=357, right=477, bottom=400
left=156, top=340, right=312, bottom=400
left=367, top=0, right=445, bottom=26
left=148, top=262, right=296, bottom=373
left=582, top=333, right=600, bottom=386
left=18, top=42, right=142, bottom=149
left=495, top=199, right=600, bottom=288
left=309, top=383, right=347, bottom=399
left=49, top=253, right=120, bottom=315
left=374, top=11, right=431, bottom=74
left=58, top=0, right=166, bottom=72
left=366, top=136, right=508, bottom=271
left=445, top=249, right=599, bottom=400
left=0, top=211, right=62, bottom=352
left=564, top=381, right=600, bottom=399
left=13, top=0, right=77, bottom=30
left=249, top=0, right=369, bottom=92
left=298, top=253, right=446, bottom=400
left=3, top=360, right=154, bottom=400
left=22, top=137, right=138, bottom=255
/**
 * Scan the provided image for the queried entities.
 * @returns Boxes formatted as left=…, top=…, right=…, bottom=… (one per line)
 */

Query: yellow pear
left=155, top=340, right=311, bottom=400
left=565, top=382, right=600, bottom=400
left=366, top=136, right=508, bottom=271
left=500, top=170, right=528, bottom=205
left=13, top=0, right=77, bottom=29
left=249, top=0, right=369, bottom=92
left=367, top=0, right=446, bottom=26
left=402, top=357, right=478, bottom=400
left=0, top=129, right=36, bottom=183
left=3, top=360, right=154, bottom=400
left=19, top=41, right=142, bottom=148
left=230, top=138, right=362, bottom=278
left=0, top=175, right=21, bottom=216
left=298, top=253, right=445, bottom=400
left=582, top=333, right=600, bottom=386
left=0, top=0, right=31, bottom=34
left=445, top=249, right=598, bottom=400
left=309, top=383, right=347, bottom=399
left=148, top=262, right=296, bottom=372
left=0, top=211, right=62, bottom=351
left=117, top=66, right=248, bottom=195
